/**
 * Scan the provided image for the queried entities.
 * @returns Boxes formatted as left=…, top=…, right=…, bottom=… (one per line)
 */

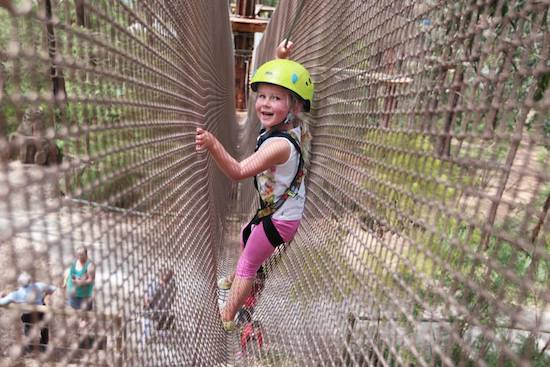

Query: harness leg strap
left=242, top=215, right=285, bottom=248
left=242, top=215, right=260, bottom=248
left=262, top=216, right=285, bottom=248
left=242, top=215, right=285, bottom=278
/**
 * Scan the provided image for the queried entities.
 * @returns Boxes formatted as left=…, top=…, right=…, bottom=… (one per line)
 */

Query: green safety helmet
left=250, top=59, right=314, bottom=112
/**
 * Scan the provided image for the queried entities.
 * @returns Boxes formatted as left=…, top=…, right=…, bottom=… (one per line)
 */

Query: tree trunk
left=526, top=190, right=550, bottom=281
left=437, top=68, right=464, bottom=157
left=0, top=0, right=13, bottom=11
left=483, top=48, right=514, bottom=140
left=0, top=62, right=5, bottom=139
left=481, top=139, right=520, bottom=250
left=0, top=111, right=8, bottom=162
left=480, top=15, right=532, bottom=249
left=45, top=0, right=67, bottom=101
left=75, top=0, right=89, bottom=28
left=531, top=191, right=550, bottom=244
left=74, top=0, right=93, bottom=157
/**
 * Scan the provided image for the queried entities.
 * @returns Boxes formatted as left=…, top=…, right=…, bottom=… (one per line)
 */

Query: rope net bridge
left=0, top=0, right=548, bottom=365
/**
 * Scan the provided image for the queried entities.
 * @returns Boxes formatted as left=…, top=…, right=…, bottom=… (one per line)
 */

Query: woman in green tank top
left=65, top=246, right=95, bottom=310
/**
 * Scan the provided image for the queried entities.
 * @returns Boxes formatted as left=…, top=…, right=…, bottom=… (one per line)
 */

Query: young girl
left=195, top=41, right=313, bottom=331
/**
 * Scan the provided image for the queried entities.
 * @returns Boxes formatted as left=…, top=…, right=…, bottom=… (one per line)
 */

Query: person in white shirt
left=0, top=272, right=57, bottom=352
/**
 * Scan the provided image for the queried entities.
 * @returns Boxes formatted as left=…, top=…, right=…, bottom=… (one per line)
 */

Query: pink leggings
left=235, top=219, right=300, bottom=279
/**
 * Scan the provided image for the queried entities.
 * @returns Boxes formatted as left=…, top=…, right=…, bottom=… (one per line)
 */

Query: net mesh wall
left=247, top=0, right=549, bottom=366
left=0, top=0, right=548, bottom=366
left=0, top=0, right=234, bottom=365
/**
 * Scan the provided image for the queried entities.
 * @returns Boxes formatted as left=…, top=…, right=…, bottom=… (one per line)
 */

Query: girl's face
left=255, top=84, right=292, bottom=129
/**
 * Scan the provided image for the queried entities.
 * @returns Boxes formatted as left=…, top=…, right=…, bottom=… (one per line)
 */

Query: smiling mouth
left=261, top=111, right=274, bottom=117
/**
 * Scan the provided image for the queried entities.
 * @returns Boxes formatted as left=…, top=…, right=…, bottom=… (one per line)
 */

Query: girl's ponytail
left=296, top=112, right=312, bottom=168
left=288, top=92, right=312, bottom=168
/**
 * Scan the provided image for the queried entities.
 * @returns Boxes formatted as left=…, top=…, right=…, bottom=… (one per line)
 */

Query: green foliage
left=397, top=214, right=549, bottom=365
left=1, top=10, right=50, bottom=135
left=362, top=130, right=464, bottom=232
left=0, top=1, right=165, bottom=208
left=454, top=333, right=550, bottom=367
left=359, top=125, right=549, bottom=365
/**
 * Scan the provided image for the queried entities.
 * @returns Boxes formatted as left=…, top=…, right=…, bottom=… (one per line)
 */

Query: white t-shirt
left=256, top=127, right=306, bottom=221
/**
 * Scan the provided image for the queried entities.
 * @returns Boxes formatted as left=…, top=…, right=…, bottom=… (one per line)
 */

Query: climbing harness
left=241, top=129, right=304, bottom=249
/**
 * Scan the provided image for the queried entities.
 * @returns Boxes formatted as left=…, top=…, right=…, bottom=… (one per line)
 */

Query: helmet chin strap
left=282, top=112, right=294, bottom=125
left=271, top=112, right=294, bottom=131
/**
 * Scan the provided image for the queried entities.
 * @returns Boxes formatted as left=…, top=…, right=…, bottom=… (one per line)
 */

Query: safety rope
left=283, top=0, right=306, bottom=48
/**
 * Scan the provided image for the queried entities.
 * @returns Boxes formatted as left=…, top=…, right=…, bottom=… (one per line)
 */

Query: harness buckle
left=257, top=207, right=275, bottom=218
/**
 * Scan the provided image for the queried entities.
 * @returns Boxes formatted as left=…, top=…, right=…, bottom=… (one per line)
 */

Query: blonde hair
left=288, top=93, right=312, bottom=167
left=294, top=112, right=312, bottom=167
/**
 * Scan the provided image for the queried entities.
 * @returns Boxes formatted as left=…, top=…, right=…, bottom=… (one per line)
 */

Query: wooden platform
left=230, top=16, right=268, bottom=33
